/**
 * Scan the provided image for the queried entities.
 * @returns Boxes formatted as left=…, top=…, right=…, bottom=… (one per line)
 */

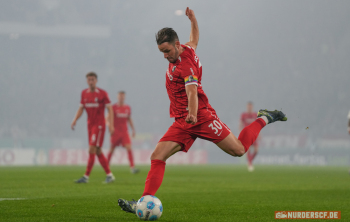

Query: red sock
left=85, top=153, right=95, bottom=176
left=238, top=118, right=266, bottom=152
left=97, top=153, right=111, bottom=174
left=247, top=151, right=252, bottom=165
left=142, top=160, right=166, bottom=197
left=127, top=150, right=135, bottom=168
left=250, top=151, right=258, bottom=162
left=107, top=151, right=113, bottom=164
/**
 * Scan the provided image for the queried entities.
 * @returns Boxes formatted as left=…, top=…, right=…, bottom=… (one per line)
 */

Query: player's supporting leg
left=142, top=141, right=181, bottom=196
left=118, top=141, right=180, bottom=213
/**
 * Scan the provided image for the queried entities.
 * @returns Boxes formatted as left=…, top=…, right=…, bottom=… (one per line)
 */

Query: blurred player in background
left=106, top=91, right=139, bottom=174
left=71, top=72, right=115, bottom=183
left=118, top=7, right=287, bottom=215
left=239, top=101, right=259, bottom=172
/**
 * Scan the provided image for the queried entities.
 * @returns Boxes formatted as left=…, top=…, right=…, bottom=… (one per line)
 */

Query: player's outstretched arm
left=185, top=7, right=199, bottom=51
left=107, top=105, right=114, bottom=135
left=185, top=84, right=198, bottom=125
left=71, top=106, right=84, bottom=130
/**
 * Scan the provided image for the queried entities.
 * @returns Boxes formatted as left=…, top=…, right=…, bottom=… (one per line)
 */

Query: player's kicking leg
left=216, top=109, right=287, bottom=159
left=124, top=144, right=139, bottom=174
left=118, top=141, right=181, bottom=214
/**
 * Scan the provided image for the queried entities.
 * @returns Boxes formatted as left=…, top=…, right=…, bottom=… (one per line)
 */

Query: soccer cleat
left=103, top=175, right=115, bottom=184
left=257, top=109, right=287, bottom=124
left=75, top=176, right=88, bottom=183
left=118, top=198, right=137, bottom=214
left=131, top=168, right=140, bottom=174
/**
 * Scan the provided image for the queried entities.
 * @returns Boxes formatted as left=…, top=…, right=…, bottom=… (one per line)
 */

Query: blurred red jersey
left=240, top=112, right=257, bottom=127
left=80, top=88, right=111, bottom=127
left=165, top=44, right=215, bottom=118
left=112, top=104, right=131, bottom=134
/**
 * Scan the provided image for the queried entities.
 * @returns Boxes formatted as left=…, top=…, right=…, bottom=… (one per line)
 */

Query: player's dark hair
left=247, top=101, right=253, bottom=105
left=118, top=91, right=125, bottom=94
left=156, top=27, right=179, bottom=45
left=86, top=72, right=97, bottom=79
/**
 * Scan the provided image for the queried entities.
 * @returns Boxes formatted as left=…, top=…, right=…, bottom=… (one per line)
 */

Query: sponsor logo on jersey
left=116, top=113, right=129, bottom=118
left=95, top=97, right=98, bottom=102
left=172, top=66, right=176, bottom=72
left=85, top=103, right=99, bottom=108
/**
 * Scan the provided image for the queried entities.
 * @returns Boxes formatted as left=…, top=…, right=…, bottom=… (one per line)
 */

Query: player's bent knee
left=235, top=148, right=245, bottom=157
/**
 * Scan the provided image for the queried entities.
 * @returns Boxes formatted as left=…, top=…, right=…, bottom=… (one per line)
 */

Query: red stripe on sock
left=142, top=159, right=166, bottom=197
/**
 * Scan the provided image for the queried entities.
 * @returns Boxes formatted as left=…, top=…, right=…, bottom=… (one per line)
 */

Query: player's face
left=86, top=76, right=97, bottom=89
left=247, top=103, right=253, bottom=112
left=118, top=93, right=125, bottom=104
left=158, top=41, right=180, bottom=63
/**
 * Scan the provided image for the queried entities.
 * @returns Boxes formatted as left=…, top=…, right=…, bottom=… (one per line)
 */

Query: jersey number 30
left=208, top=120, right=222, bottom=135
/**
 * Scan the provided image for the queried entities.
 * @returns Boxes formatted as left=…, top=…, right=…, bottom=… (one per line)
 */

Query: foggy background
left=0, top=0, right=349, bottom=161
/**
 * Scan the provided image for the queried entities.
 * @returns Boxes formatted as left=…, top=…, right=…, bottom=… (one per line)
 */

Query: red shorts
left=88, top=125, right=105, bottom=147
left=110, top=133, right=131, bottom=147
left=159, top=110, right=231, bottom=152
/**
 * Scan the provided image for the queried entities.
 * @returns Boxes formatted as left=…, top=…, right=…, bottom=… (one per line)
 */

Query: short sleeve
left=104, top=91, right=111, bottom=106
left=180, top=54, right=198, bottom=87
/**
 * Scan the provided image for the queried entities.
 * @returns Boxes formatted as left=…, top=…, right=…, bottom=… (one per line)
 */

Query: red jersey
left=112, top=104, right=131, bottom=134
left=80, top=87, right=111, bottom=127
left=240, top=112, right=257, bottom=127
left=165, top=44, right=214, bottom=118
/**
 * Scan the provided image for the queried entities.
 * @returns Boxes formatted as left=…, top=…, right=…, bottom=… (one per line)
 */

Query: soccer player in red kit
left=106, top=91, right=139, bottom=174
left=71, top=72, right=115, bottom=183
left=240, top=101, right=259, bottom=172
left=118, top=7, right=287, bottom=214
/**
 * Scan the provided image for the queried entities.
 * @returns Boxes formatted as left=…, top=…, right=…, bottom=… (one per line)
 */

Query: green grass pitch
left=0, top=165, right=349, bottom=221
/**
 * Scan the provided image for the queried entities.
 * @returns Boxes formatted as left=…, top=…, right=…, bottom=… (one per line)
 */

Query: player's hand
left=185, top=114, right=197, bottom=125
left=109, top=125, right=115, bottom=135
left=185, top=7, right=196, bottom=21
left=132, top=130, right=136, bottom=138
left=71, top=120, right=76, bottom=130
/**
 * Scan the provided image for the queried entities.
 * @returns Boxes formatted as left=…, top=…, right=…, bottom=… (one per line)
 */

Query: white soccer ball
left=136, top=195, right=163, bottom=221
